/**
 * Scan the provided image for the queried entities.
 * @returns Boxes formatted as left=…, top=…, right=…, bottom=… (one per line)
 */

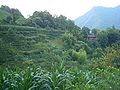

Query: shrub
left=0, top=39, right=17, bottom=64
left=101, top=46, right=120, bottom=68
left=72, top=49, right=87, bottom=64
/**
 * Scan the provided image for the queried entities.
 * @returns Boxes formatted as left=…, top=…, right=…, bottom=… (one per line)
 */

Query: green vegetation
left=0, top=5, right=120, bottom=90
left=0, top=63, right=120, bottom=90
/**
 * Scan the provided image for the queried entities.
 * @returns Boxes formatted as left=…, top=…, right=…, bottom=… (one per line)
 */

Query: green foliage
left=0, top=39, right=17, bottom=64
left=72, top=49, right=87, bottom=64
left=0, top=5, right=23, bottom=25
left=97, top=29, right=120, bottom=48
left=97, top=30, right=108, bottom=48
left=0, top=9, right=11, bottom=23
left=107, top=29, right=120, bottom=45
left=61, top=31, right=90, bottom=51
left=100, top=44, right=120, bottom=68
left=81, top=26, right=90, bottom=41
left=61, top=32, right=76, bottom=49
left=0, top=5, right=11, bottom=21
left=92, top=48, right=104, bottom=58
left=0, top=63, right=120, bottom=90
left=0, top=5, right=120, bottom=90
left=25, top=11, right=78, bottom=30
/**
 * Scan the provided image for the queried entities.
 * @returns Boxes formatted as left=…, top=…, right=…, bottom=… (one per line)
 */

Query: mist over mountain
left=75, top=5, right=120, bottom=29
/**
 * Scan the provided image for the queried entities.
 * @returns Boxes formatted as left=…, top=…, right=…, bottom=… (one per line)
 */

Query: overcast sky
left=0, top=0, right=120, bottom=20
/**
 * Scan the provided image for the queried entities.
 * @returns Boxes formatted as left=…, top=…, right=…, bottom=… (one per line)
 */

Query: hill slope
left=0, top=9, right=10, bottom=21
left=0, top=5, right=24, bottom=24
left=75, top=5, right=120, bottom=29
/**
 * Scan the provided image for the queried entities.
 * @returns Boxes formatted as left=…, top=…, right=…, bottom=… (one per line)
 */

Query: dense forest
left=0, top=5, right=120, bottom=90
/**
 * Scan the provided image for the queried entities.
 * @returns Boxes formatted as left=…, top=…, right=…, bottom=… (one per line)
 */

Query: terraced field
left=0, top=25, right=65, bottom=66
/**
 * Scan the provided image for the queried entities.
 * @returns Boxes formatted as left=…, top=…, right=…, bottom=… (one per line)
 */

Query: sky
left=0, top=0, right=120, bottom=20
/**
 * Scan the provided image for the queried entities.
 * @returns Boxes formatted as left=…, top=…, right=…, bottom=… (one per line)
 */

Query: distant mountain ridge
left=75, top=5, right=120, bottom=29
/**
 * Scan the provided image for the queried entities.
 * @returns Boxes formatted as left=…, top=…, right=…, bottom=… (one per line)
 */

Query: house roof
left=87, top=33, right=96, bottom=38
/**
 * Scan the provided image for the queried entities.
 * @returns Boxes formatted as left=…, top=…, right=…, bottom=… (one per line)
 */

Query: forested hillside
left=75, top=5, right=120, bottom=29
left=0, top=5, right=120, bottom=90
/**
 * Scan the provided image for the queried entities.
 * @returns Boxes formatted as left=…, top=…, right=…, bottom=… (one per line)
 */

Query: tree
left=101, top=44, right=120, bottom=68
left=10, top=8, right=23, bottom=24
left=81, top=27, right=90, bottom=41
left=97, top=31, right=108, bottom=48
left=2, top=16, right=12, bottom=24
left=1, top=5, right=11, bottom=13
left=107, top=29, right=120, bottom=45
left=0, top=5, right=23, bottom=25
left=61, top=32, right=76, bottom=49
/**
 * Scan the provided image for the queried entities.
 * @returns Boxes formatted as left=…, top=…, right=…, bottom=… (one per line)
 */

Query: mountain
left=75, top=5, right=120, bottom=29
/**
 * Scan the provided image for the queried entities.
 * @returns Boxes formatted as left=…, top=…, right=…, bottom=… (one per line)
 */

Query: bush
left=101, top=46, right=120, bottom=68
left=0, top=39, right=17, bottom=64
left=72, top=49, right=87, bottom=64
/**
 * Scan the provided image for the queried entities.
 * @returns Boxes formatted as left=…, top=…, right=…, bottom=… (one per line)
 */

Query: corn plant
left=0, top=64, right=120, bottom=90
